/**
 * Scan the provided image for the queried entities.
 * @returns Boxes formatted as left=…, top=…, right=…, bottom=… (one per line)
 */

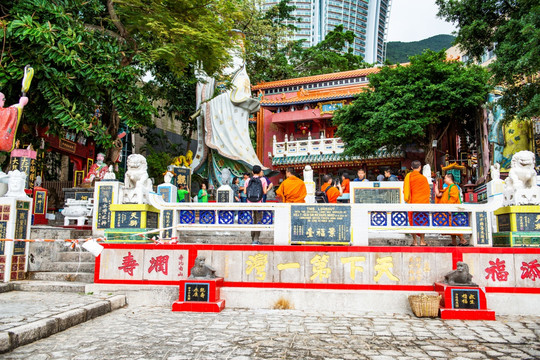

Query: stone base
left=172, top=278, right=225, bottom=313
left=440, top=308, right=495, bottom=320
left=494, top=205, right=540, bottom=232
left=493, top=231, right=540, bottom=247
left=435, top=282, right=495, bottom=321
left=172, top=300, right=225, bottom=313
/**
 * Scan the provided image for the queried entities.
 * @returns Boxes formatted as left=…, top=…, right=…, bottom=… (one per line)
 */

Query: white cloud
left=387, top=0, right=457, bottom=42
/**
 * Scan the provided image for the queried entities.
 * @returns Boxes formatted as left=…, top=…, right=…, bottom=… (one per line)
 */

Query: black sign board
left=516, top=213, right=540, bottom=232
left=476, top=212, right=489, bottom=245
left=75, top=191, right=93, bottom=201
left=0, top=221, right=6, bottom=255
left=146, top=212, right=158, bottom=229
left=10, top=155, right=37, bottom=189
left=97, top=186, right=113, bottom=229
left=497, top=214, right=511, bottom=232
left=115, top=211, right=141, bottom=228
left=14, top=201, right=29, bottom=254
left=451, top=289, right=480, bottom=309
left=184, top=283, right=210, bottom=302
left=163, top=210, right=173, bottom=238
left=291, top=205, right=351, bottom=244
left=173, top=167, right=191, bottom=187
left=354, top=188, right=401, bottom=204
left=34, top=190, right=46, bottom=215
left=217, top=190, right=230, bottom=203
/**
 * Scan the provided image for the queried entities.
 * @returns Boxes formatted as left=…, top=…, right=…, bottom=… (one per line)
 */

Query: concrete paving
left=0, top=291, right=126, bottom=353
left=1, top=301, right=540, bottom=359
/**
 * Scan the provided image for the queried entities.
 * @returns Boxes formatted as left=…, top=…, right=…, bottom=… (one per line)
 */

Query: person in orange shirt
left=435, top=173, right=468, bottom=246
left=275, top=167, right=307, bottom=203
left=341, top=172, right=350, bottom=193
left=321, top=174, right=342, bottom=203
left=403, top=160, right=431, bottom=246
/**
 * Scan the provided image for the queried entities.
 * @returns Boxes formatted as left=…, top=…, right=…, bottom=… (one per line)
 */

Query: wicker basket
left=408, top=294, right=441, bottom=318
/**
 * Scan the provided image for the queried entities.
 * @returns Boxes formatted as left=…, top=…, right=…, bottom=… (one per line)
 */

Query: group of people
left=404, top=160, right=467, bottom=247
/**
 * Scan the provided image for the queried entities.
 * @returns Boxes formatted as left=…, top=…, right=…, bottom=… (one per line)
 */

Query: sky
left=386, top=0, right=457, bottom=42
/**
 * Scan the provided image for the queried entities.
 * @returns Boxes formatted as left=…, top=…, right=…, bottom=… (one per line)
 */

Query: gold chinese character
left=277, top=263, right=300, bottom=271
left=328, top=228, right=336, bottom=237
left=200, top=287, right=205, bottom=299
left=340, top=256, right=366, bottom=280
left=246, top=253, right=268, bottom=281
left=310, top=254, right=331, bottom=281
left=306, top=227, right=314, bottom=238
left=374, top=256, right=400, bottom=283
left=316, top=228, right=326, bottom=237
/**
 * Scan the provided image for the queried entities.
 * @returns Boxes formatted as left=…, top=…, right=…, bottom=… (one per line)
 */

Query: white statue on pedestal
left=4, top=170, right=29, bottom=199
left=503, top=151, right=540, bottom=206
left=303, top=165, right=316, bottom=203
left=122, top=154, right=153, bottom=204
left=422, top=164, right=433, bottom=185
left=103, top=165, right=116, bottom=180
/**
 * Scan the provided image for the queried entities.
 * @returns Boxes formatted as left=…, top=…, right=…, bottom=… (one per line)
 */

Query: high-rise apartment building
left=262, top=0, right=391, bottom=63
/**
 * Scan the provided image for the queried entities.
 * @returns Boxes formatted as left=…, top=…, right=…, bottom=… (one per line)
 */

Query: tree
left=333, top=50, right=491, bottom=165
left=0, top=0, right=244, bottom=155
left=436, top=0, right=540, bottom=120
left=242, top=1, right=369, bottom=83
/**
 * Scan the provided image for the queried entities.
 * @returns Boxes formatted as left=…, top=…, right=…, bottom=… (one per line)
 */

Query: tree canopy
left=0, top=0, right=243, bottom=151
left=333, top=50, right=491, bottom=165
left=436, top=0, right=540, bottom=120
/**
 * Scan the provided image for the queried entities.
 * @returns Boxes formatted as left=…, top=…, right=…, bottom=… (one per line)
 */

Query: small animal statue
left=188, top=256, right=217, bottom=279
left=443, top=261, right=478, bottom=287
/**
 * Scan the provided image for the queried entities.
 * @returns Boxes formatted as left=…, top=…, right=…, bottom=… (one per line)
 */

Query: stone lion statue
left=503, top=150, right=540, bottom=205
left=443, top=261, right=477, bottom=287
left=188, top=256, right=217, bottom=279
left=122, top=154, right=153, bottom=204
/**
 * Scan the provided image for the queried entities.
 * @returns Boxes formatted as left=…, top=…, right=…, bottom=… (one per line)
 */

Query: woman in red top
left=321, top=175, right=343, bottom=203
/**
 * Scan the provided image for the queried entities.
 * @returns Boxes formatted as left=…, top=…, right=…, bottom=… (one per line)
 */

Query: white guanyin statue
left=190, top=30, right=266, bottom=186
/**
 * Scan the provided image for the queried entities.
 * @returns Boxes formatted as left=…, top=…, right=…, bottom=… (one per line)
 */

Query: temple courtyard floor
left=1, top=291, right=540, bottom=359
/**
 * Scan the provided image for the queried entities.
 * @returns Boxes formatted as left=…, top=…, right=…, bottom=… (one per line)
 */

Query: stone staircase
left=12, top=226, right=95, bottom=293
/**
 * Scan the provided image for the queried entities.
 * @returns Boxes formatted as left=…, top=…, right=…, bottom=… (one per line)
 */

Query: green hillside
left=385, top=34, right=456, bottom=64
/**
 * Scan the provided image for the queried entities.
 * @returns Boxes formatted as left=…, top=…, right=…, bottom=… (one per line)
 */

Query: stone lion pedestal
left=434, top=283, right=495, bottom=320
left=493, top=151, right=540, bottom=247
left=172, top=278, right=225, bottom=313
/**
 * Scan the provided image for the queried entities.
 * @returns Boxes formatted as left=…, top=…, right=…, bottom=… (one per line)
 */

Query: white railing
left=147, top=193, right=503, bottom=247
left=272, top=134, right=344, bottom=158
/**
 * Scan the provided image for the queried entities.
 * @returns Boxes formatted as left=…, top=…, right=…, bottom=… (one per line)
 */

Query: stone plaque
left=451, top=288, right=480, bottom=309
left=173, top=167, right=191, bottom=188
left=353, top=188, right=401, bottom=204
left=217, top=190, right=230, bottom=203
left=115, top=211, right=141, bottom=228
left=96, top=186, right=113, bottom=229
left=75, top=191, right=93, bottom=201
left=497, top=214, right=511, bottom=232
left=163, top=210, right=173, bottom=238
left=0, top=221, right=6, bottom=255
left=291, top=205, right=351, bottom=244
left=476, top=212, right=489, bottom=245
left=516, top=213, right=540, bottom=232
left=147, top=212, right=158, bottom=229
left=184, top=283, right=210, bottom=302
left=34, top=190, right=46, bottom=214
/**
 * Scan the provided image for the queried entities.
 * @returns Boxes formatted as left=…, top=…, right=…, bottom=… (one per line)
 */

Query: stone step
left=57, top=251, right=96, bottom=263
left=11, top=280, right=89, bottom=293
left=38, top=262, right=95, bottom=273
left=29, top=272, right=94, bottom=283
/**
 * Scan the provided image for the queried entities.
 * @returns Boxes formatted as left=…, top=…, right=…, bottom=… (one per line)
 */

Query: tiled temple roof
left=252, top=67, right=382, bottom=91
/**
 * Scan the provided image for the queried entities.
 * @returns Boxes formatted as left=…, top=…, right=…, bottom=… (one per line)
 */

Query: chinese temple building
left=253, top=67, right=407, bottom=183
